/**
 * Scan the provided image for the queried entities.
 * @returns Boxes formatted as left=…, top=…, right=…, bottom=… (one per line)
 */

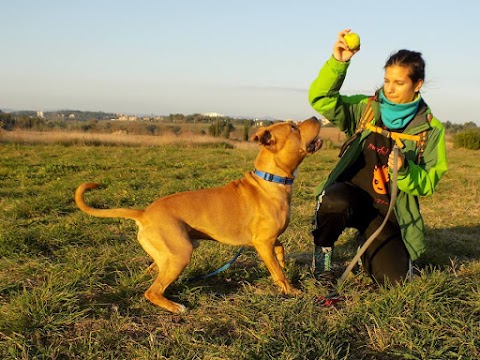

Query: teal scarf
left=379, top=89, right=421, bottom=129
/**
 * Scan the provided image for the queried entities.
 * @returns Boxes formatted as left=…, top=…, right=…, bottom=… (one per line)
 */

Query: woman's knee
left=317, top=183, right=358, bottom=215
left=361, top=234, right=410, bottom=284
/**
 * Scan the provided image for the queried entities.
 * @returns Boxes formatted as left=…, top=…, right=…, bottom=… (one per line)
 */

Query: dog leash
left=187, top=246, right=244, bottom=282
left=316, top=145, right=400, bottom=306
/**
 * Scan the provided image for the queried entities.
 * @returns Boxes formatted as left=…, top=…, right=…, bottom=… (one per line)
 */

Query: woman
left=309, top=29, right=447, bottom=284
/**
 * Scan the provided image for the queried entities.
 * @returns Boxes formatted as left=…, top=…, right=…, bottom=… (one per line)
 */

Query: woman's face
left=383, top=65, right=423, bottom=104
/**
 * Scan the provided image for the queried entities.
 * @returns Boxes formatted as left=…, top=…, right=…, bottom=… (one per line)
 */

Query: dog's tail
left=75, top=183, right=144, bottom=221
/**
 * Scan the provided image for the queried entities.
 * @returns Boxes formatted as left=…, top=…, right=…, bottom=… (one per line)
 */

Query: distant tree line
left=5, top=110, right=117, bottom=122
left=0, top=110, right=115, bottom=131
left=0, top=110, right=274, bottom=140
left=0, top=110, right=272, bottom=127
left=2, top=109, right=477, bottom=148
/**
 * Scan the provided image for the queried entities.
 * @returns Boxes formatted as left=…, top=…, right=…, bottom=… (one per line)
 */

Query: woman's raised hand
left=333, top=29, right=360, bottom=62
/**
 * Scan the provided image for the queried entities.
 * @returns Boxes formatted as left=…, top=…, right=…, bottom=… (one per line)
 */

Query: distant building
left=116, top=114, right=138, bottom=121
left=202, top=112, right=225, bottom=118
left=36, top=111, right=44, bottom=118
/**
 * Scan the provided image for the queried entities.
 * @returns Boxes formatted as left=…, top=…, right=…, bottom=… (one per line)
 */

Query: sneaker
left=312, top=246, right=334, bottom=280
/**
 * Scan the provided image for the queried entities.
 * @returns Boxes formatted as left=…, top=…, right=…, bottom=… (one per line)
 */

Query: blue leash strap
left=188, top=246, right=245, bottom=282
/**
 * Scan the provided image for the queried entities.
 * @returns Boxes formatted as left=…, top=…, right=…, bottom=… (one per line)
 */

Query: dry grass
left=0, top=126, right=347, bottom=150
left=0, top=129, right=256, bottom=149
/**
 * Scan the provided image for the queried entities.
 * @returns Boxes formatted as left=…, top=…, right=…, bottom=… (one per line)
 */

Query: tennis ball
left=344, top=32, right=360, bottom=50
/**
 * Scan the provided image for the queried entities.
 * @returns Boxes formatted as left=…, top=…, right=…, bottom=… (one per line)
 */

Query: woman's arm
left=308, top=29, right=366, bottom=136
left=396, top=118, right=448, bottom=196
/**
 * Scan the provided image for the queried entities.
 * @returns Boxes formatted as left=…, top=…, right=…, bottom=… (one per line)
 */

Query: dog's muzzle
left=306, top=137, right=323, bottom=153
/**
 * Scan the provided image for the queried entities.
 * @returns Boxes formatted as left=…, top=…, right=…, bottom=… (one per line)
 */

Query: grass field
left=0, top=131, right=479, bottom=359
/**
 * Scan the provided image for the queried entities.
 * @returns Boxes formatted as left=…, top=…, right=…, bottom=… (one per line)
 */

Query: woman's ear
left=414, top=79, right=424, bottom=92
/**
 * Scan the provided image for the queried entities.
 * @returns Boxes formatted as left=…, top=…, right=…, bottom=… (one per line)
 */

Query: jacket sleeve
left=308, top=55, right=368, bottom=137
left=396, top=117, right=448, bottom=196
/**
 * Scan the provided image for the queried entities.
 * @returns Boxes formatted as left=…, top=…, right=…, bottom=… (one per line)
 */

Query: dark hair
left=384, top=50, right=425, bottom=83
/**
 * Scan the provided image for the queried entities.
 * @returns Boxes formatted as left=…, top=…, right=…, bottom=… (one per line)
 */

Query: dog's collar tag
left=253, top=169, right=294, bottom=185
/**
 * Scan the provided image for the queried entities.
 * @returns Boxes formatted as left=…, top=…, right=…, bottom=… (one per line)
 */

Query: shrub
left=243, top=120, right=253, bottom=141
left=208, top=119, right=234, bottom=138
left=453, top=130, right=480, bottom=150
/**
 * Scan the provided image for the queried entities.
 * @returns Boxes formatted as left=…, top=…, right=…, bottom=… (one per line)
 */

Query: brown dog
left=75, top=117, right=322, bottom=313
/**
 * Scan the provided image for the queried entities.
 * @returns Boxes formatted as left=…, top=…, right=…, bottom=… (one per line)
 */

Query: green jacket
left=309, top=56, right=448, bottom=260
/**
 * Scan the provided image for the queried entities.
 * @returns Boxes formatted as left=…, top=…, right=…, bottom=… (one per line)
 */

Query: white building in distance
left=202, top=112, right=225, bottom=117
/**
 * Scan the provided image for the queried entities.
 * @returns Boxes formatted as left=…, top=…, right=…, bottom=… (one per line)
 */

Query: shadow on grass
left=414, top=224, right=480, bottom=271
left=76, top=248, right=273, bottom=315
left=316, top=224, right=480, bottom=269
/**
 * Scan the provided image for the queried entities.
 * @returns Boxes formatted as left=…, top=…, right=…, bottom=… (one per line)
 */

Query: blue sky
left=1, top=1, right=479, bottom=124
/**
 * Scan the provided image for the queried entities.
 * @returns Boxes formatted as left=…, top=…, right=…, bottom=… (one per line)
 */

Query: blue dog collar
left=253, top=169, right=294, bottom=185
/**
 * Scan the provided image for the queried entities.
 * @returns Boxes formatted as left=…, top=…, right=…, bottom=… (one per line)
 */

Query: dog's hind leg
left=138, top=226, right=193, bottom=314
left=274, top=240, right=286, bottom=268
left=146, top=266, right=189, bottom=314
left=144, top=240, right=197, bottom=275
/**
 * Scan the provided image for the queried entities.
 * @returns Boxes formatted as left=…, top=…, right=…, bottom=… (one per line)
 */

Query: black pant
left=312, top=182, right=410, bottom=284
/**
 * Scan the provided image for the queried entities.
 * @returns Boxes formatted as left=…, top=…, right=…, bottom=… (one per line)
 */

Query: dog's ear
left=251, top=128, right=276, bottom=147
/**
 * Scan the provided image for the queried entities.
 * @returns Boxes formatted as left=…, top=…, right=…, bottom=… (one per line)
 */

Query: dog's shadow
left=79, top=247, right=292, bottom=315
left=172, top=248, right=277, bottom=307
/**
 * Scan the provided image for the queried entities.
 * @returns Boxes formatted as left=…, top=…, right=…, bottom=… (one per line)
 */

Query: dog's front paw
left=280, top=283, right=301, bottom=296
left=287, top=287, right=302, bottom=296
